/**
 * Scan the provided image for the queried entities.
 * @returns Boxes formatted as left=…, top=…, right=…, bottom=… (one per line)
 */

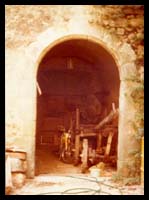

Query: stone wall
left=88, top=5, right=144, bottom=70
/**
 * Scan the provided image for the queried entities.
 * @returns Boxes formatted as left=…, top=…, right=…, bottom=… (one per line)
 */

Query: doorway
left=35, top=38, right=120, bottom=175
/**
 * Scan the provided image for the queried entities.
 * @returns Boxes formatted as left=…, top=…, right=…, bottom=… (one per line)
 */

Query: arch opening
left=35, top=38, right=120, bottom=175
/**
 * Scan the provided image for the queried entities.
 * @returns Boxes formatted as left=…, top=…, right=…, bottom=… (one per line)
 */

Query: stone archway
left=30, top=34, right=140, bottom=180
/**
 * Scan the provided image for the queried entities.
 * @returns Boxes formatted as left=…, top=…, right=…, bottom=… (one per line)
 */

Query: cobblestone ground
left=10, top=174, right=144, bottom=195
left=10, top=147, right=144, bottom=195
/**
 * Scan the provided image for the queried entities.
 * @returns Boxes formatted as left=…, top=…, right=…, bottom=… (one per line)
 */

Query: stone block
left=5, top=186, right=12, bottom=195
left=10, top=158, right=27, bottom=172
left=120, top=63, right=137, bottom=80
left=129, top=18, right=144, bottom=28
left=6, top=151, right=26, bottom=160
left=12, top=173, right=26, bottom=188
left=118, top=43, right=136, bottom=65
left=117, top=28, right=125, bottom=35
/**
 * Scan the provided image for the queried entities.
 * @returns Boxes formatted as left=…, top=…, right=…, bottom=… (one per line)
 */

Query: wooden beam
left=105, top=132, right=114, bottom=156
left=80, top=132, right=96, bottom=137
left=95, top=109, right=119, bottom=130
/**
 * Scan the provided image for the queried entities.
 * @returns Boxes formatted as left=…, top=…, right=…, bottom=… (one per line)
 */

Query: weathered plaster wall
left=6, top=5, right=144, bottom=68
left=5, top=5, right=144, bottom=178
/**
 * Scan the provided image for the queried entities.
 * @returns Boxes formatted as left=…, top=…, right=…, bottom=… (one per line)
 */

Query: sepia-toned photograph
left=5, top=5, right=144, bottom=195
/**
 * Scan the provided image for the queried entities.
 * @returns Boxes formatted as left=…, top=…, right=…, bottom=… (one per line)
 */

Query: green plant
left=123, top=177, right=140, bottom=186
left=112, top=172, right=140, bottom=185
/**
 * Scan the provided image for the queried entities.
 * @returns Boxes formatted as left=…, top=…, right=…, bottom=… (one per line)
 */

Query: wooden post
left=105, top=132, right=114, bottom=156
left=112, top=102, right=116, bottom=112
left=76, top=108, right=80, bottom=131
left=97, top=133, right=102, bottom=152
left=81, top=139, right=88, bottom=173
left=74, top=135, right=80, bottom=165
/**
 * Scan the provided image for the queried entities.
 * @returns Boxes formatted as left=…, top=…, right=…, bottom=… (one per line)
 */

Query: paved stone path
left=10, top=147, right=144, bottom=195
left=10, top=174, right=144, bottom=195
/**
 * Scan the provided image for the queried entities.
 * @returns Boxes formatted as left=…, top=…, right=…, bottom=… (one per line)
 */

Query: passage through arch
left=35, top=36, right=120, bottom=175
